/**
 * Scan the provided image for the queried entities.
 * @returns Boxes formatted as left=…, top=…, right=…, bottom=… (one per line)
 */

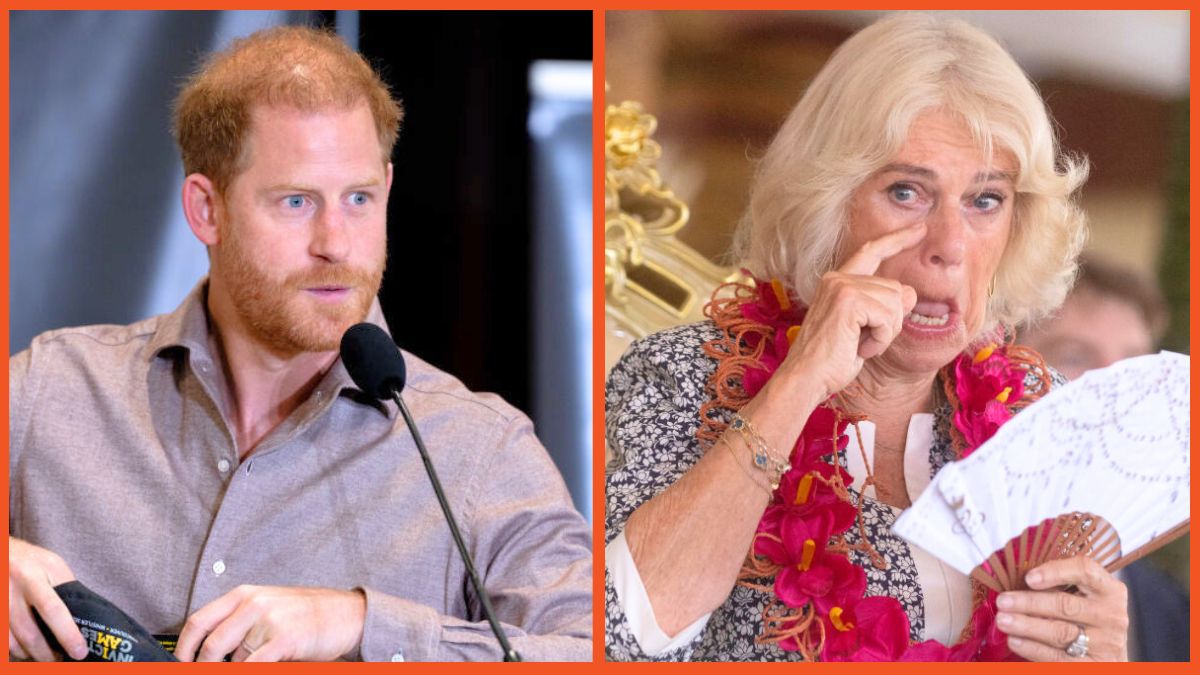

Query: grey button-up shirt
left=9, top=282, right=592, bottom=661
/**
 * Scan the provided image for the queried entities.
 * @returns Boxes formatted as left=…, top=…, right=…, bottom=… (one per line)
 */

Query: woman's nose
left=922, top=201, right=966, bottom=267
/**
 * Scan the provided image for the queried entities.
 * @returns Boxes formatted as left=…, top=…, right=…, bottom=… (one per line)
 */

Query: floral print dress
left=604, top=321, right=1055, bottom=662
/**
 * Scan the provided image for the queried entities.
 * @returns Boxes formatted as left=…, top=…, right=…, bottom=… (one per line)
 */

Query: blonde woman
left=605, top=13, right=1127, bottom=662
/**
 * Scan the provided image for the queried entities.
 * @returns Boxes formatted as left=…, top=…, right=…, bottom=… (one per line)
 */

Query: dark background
left=352, top=10, right=591, bottom=415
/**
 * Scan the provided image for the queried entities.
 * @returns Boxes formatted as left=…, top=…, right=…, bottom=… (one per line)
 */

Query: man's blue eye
left=285, top=195, right=305, bottom=209
left=350, top=192, right=368, bottom=206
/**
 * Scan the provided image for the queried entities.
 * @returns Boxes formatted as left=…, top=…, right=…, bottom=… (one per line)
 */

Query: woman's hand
left=995, top=556, right=1129, bottom=662
left=780, top=221, right=923, bottom=399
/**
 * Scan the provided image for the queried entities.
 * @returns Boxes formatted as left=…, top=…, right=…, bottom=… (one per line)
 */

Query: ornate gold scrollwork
left=604, top=91, right=740, bottom=374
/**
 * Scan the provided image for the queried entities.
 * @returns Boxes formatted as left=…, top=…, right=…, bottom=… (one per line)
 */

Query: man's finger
left=10, top=629, right=32, bottom=661
left=196, top=603, right=262, bottom=663
left=838, top=221, right=927, bottom=276
left=233, top=618, right=285, bottom=662
left=242, top=639, right=289, bottom=663
left=175, top=588, right=247, bottom=661
left=25, top=583, right=87, bottom=660
left=231, top=643, right=253, bottom=663
left=10, top=602, right=57, bottom=662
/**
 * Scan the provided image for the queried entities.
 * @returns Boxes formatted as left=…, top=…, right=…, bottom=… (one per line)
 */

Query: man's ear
left=182, top=173, right=222, bottom=246
left=385, top=162, right=394, bottom=196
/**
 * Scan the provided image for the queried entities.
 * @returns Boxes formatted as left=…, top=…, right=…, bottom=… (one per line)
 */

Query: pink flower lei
left=699, top=278, right=1050, bottom=662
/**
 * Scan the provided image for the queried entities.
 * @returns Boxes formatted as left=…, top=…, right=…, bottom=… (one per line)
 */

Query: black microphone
left=340, top=323, right=521, bottom=662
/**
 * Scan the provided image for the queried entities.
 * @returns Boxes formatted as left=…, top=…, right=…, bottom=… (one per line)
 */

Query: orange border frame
left=0, top=2, right=1196, bottom=672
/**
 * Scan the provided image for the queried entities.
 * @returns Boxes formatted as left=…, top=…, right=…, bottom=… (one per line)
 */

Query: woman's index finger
left=838, top=222, right=927, bottom=276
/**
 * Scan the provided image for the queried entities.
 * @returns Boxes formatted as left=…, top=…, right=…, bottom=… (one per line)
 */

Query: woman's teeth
left=907, top=311, right=949, bottom=326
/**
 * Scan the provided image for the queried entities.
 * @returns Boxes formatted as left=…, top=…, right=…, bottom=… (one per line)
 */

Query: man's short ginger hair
left=173, top=26, right=403, bottom=196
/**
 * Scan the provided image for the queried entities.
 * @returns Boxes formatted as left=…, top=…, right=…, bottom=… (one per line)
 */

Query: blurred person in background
left=1020, top=254, right=1188, bottom=662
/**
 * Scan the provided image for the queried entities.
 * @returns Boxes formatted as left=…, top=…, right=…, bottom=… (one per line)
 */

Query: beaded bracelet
left=729, top=413, right=790, bottom=489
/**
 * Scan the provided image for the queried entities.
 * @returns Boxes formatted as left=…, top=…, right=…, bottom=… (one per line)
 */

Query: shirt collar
left=145, top=279, right=210, bottom=361
left=147, top=278, right=396, bottom=418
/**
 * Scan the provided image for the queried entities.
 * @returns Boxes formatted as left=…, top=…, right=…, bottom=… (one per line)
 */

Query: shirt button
left=212, top=560, right=226, bottom=576
left=390, top=650, right=405, bottom=662
left=217, top=459, right=231, bottom=473
left=316, top=390, right=324, bottom=401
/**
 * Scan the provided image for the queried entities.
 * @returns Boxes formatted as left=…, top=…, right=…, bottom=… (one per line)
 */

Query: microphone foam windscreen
left=340, top=323, right=407, bottom=400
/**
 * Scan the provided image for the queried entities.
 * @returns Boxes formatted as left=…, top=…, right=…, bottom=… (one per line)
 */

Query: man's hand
left=174, top=585, right=366, bottom=662
left=8, top=537, right=88, bottom=661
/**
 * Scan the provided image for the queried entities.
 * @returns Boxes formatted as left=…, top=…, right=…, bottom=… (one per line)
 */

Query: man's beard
left=214, top=226, right=385, bottom=356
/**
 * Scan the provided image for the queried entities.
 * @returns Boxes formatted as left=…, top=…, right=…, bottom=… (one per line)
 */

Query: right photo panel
left=603, top=10, right=1190, bottom=663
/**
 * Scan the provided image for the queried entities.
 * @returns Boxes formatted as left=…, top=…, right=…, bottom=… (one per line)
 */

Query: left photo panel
left=8, top=10, right=593, bottom=662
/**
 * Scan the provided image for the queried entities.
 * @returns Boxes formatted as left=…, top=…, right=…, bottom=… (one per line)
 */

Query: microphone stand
left=390, top=390, right=522, bottom=662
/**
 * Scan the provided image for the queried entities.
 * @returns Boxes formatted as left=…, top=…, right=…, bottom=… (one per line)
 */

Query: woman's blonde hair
left=732, top=12, right=1088, bottom=332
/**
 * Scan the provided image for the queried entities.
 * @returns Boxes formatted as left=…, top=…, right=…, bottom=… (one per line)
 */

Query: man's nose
left=310, top=206, right=350, bottom=262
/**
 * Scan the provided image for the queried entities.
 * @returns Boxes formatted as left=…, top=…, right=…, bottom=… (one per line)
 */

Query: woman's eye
left=973, top=193, right=1004, bottom=211
left=889, top=184, right=918, bottom=204
left=284, top=195, right=306, bottom=209
left=349, top=192, right=368, bottom=206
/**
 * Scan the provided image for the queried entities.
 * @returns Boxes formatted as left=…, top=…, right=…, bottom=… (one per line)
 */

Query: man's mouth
left=305, top=285, right=351, bottom=298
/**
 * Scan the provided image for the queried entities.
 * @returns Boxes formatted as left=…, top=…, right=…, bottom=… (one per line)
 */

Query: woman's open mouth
left=907, top=311, right=949, bottom=326
left=904, top=299, right=956, bottom=331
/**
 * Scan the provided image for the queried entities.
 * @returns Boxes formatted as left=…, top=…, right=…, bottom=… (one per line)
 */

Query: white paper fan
left=892, top=351, right=1190, bottom=592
